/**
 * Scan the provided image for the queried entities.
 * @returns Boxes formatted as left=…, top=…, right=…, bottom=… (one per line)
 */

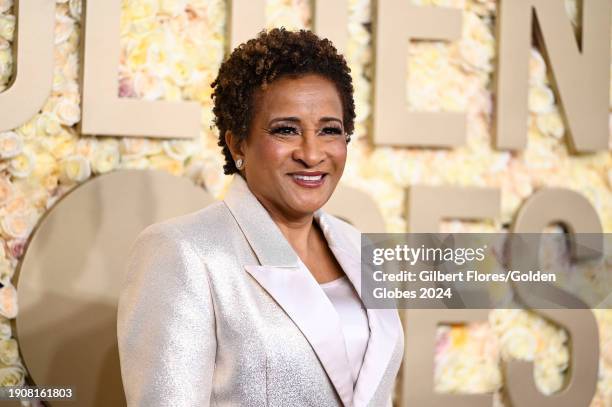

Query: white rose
left=60, top=155, right=91, bottom=183
left=528, top=84, right=555, bottom=114
left=529, top=48, right=546, bottom=85
left=8, top=150, right=35, bottom=178
left=91, top=146, right=119, bottom=174
left=0, top=15, right=15, bottom=42
left=36, top=112, right=62, bottom=136
left=0, top=47, right=11, bottom=83
left=0, top=131, right=22, bottom=159
left=54, top=98, right=80, bottom=126
left=120, top=157, right=150, bottom=169
left=162, top=140, right=197, bottom=162
left=120, top=137, right=153, bottom=158
left=0, top=365, right=24, bottom=386
left=0, top=338, right=18, bottom=365
left=55, top=13, right=75, bottom=44
left=133, top=71, right=164, bottom=101
left=69, top=0, right=81, bottom=20
left=0, top=257, right=11, bottom=283
left=159, top=0, right=188, bottom=16
left=1, top=211, right=36, bottom=239
left=536, top=109, right=565, bottom=139
left=500, top=326, right=537, bottom=360
left=0, top=282, right=17, bottom=319
left=0, top=0, right=13, bottom=14
left=0, top=317, right=11, bottom=339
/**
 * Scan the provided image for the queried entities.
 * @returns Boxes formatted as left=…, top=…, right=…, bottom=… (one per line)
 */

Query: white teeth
left=293, top=174, right=323, bottom=181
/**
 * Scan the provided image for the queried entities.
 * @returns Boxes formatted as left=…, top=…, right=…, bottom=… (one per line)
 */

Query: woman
left=117, top=28, right=404, bottom=406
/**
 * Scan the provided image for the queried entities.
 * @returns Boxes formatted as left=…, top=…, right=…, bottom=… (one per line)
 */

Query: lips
left=289, top=171, right=327, bottom=188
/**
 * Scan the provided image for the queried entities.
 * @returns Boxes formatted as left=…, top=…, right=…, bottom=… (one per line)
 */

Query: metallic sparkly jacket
left=117, top=175, right=404, bottom=406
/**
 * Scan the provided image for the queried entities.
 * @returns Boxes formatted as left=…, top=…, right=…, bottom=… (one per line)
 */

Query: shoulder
left=134, top=201, right=231, bottom=244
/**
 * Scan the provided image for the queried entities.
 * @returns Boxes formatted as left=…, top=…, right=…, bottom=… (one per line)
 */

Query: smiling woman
left=117, top=27, right=404, bottom=407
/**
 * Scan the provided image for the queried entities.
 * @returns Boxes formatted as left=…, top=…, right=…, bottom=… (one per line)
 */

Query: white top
left=320, top=276, right=370, bottom=385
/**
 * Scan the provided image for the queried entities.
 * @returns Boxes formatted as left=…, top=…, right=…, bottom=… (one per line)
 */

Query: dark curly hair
left=211, top=27, right=355, bottom=175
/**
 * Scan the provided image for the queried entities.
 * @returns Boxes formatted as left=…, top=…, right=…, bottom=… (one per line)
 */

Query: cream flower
left=60, top=155, right=91, bottom=183
left=0, top=338, right=18, bottom=365
left=0, top=365, right=25, bottom=387
left=0, top=131, right=22, bottom=159
left=54, top=98, right=81, bottom=127
left=8, top=150, right=35, bottom=178
left=0, top=177, right=11, bottom=206
left=0, top=15, right=15, bottom=42
left=69, top=0, right=82, bottom=20
left=133, top=71, right=165, bottom=100
left=528, top=84, right=555, bottom=114
left=55, top=12, right=76, bottom=45
left=91, top=145, right=120, bottom=174
left=0, top=0, right=12, bottom=14
left=149, top=154, right=184, bottom=175
left=564, top=0, right=578, bottom=27
left=120, top=137, right=154, bottom=158
left=1, top=210, right=36, bottom=239
left=0, top=47, right=11, bottom=81
left=120, top=156, right=150, bottom=169
left=162, top=139, right=198, bottom=162
left=31, top=152, right=57, bottom=181
left=0, top=317, right=11, bottom=339
left=0, top=282, right=17, bottom=319
left=0, top=257, right=11, bottom=282
left=500, top=326, right=537, bottom=360
left=536, top=109, right=565, bottom=139
left=529, top=48, right=547, bottom=85
left=159, top=0, right=188, bottom=16
left=36, top=112, right=62, bottom=137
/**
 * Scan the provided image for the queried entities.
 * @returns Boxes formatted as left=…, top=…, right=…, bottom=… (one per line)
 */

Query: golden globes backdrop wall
left=0, top=0, right=609, bottom=406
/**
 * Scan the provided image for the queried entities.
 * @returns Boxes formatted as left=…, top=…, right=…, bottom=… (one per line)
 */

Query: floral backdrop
left=0, top=0, right=610, bottom=405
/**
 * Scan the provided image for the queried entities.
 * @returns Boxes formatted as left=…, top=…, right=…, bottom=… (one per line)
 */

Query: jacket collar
left=223, top=175, right=400, bottom=407
left=223, top=174, right=298, bottom=267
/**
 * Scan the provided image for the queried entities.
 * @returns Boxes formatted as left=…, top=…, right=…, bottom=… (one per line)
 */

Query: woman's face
left=232, top=73, right=347, bottom=221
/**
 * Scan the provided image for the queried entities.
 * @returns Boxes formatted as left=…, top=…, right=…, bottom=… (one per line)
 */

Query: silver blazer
left=117, top=175, right=404, bottom=406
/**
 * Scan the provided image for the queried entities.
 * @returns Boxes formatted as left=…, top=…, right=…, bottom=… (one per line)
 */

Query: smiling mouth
left=289, top=172, right=327, bottom=188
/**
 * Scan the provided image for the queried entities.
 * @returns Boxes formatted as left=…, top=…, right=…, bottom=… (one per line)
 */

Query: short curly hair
left=211, top=27, right=355, bottom=175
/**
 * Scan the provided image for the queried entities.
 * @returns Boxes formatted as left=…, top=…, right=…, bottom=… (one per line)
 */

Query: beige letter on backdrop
left=0, top=0, right=53, bottom=132
left=494, top=0, right=611, bottom=152
left=505, top=188, right=601, bottom=406
left=406, top=186, right=500, bottom=233
left=323, top=184, right=385, bottom=233
left=400, top=310, right=492, bottom=407
left=374, top=2, right=465, bottom=147
left=228, top=0, right=348, bottom=53
left=80, top=1, right=200, bottom=139
left=228, top=0, right=266, bottom=50
left=313, top=0, right=348, bottom=54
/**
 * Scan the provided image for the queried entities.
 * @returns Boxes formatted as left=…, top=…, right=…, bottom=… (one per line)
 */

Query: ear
left=224, top=130, right=245, bottom=159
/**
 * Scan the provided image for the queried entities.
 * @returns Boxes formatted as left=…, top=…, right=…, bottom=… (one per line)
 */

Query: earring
left=235, top=158, right=244, bottom=170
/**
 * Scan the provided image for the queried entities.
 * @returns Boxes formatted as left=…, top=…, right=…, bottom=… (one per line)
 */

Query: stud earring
left=235, top=158, right=244, bottom=170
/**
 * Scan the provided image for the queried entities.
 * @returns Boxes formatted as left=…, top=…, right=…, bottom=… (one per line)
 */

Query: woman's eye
left=321, top=127, right=343, bottom=135
left=270, top=126, right=299, bottom=135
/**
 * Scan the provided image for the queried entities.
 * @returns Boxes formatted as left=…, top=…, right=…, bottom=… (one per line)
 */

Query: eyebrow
left=268, top=116, right=344, bottom=126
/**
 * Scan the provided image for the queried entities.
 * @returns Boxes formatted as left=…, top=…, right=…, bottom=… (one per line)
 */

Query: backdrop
left=0, top=0, right=610, bottom=406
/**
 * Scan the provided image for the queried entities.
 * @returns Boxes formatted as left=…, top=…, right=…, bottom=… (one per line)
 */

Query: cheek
left=248, top=140, right=292, bottom=171
left=327, top=143, right=347, bottom=169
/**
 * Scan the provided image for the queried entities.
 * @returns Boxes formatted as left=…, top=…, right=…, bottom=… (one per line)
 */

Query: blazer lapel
left=315, top=211, right=402, bottom=407
left=244, top=264, right=355, bottom=407
left=224, top=176, right=354, bottom=407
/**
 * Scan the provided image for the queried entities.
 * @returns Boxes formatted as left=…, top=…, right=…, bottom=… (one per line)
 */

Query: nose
left=292, top=130, right=325, bottom=167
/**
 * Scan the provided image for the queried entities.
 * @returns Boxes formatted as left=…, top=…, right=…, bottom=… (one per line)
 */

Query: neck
left=267, top=206, right=316, bottom=254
